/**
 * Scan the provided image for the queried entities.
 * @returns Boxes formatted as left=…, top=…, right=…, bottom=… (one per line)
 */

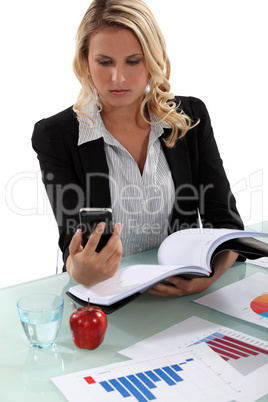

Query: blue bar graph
left=109, top=379, right=130, bottom=398
left=119, top=376, right=153, bottom=401
left=193, top=332, right=226, bottom=345
left=145, top=370, right=161, bottom=382
left=162, top=366, right=183, bottom=382
left=85, top=358, right=195, bottom=401
left=127, top=374, right=156, bottom=400
left=99, top=381, right=114, bottom=392
left=136, top=372, right=157, bottom=389
left=154, top=368, right=176, bottom=386
left=171, top=364, right=183, bottom=372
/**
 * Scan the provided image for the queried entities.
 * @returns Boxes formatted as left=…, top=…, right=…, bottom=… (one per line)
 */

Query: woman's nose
left=111, top=65, right=126, bottom=84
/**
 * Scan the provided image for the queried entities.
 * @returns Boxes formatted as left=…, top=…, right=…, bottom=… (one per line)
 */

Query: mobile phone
left=79, top=207, right=113, bottom=252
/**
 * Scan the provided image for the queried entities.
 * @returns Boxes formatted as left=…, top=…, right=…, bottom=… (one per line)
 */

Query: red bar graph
left=223, top=336, right=268, bottom=355
left=197, top=331, right=268, bottom=366
left=84, top=376, right=96, bottom=384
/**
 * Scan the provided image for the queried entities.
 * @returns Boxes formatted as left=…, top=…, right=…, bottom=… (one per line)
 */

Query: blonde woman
left=32, top=0, right=243, bottom=296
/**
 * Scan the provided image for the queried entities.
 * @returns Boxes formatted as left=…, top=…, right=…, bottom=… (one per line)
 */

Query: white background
left=1, top=0, right=267, bottom=288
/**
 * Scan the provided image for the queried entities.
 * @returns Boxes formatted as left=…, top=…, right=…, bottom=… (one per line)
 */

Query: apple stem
left=88, top=297, right=90, bottom=308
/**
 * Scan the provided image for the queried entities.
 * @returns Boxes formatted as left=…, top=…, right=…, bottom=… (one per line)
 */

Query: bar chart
left=83, top=358, right=193, bottom=401
left=189, top=331, right=268, bottom=376
left=53, top=343, right=250, bottom=402
left=120, top=316, right=268, bottom=377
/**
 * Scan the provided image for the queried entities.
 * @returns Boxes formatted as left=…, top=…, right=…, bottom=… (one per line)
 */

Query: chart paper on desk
left=193, top=272, right=268, bottom=328
left=119, top=316, right=268, bottom=377
left=246, top=256, right=268, bottom=269
left=51, top=343, right=262, bottom=402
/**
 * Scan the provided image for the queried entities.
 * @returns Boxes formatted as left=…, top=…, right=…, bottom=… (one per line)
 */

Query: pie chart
left=250, top=294, right=268, bottom=317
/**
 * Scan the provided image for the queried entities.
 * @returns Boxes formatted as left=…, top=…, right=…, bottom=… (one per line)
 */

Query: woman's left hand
left=148, top=275, right=217, bottom=297
left=148, top=250, right=238, bottom=297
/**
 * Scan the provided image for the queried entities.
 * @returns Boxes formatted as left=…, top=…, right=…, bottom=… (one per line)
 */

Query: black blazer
left=32, top=96, right=244, bottom=269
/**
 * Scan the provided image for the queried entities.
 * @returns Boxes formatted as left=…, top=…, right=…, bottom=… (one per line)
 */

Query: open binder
left=67, top=228, right=268, bottom=313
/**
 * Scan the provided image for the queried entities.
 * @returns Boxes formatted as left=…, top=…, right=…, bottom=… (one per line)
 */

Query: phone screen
left=79, top=208, right=113, bottom=252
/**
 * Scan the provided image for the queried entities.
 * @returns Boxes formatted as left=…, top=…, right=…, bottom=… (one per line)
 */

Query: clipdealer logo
left=5, top=169, right=266, bottom=230
left=230, top=169, right=265, bottom=230
left=5, top=170, right=53, bottom=216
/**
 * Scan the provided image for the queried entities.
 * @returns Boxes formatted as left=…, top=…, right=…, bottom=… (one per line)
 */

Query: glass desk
left=1, top=232, right=268, bottom=401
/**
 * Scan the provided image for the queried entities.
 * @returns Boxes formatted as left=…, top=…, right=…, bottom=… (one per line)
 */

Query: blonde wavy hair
left=73, top=0, right=197, bottom=147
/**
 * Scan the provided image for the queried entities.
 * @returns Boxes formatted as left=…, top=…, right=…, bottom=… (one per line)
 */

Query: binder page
left=69, top=263, right=207, bottom=306
left=158, top=228, right=268, bottom=270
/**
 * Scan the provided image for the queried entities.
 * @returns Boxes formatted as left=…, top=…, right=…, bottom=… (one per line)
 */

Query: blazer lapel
left=160, top=130, right=192, bottom=192
left=160, top=130, right=196, bottom=230
left=77, top=138, right=111, bottom=207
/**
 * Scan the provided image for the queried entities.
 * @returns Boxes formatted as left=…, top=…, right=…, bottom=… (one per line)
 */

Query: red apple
left=69, top=303, right=107, bottom=350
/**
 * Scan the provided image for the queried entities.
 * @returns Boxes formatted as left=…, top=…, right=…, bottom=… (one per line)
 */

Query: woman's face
left=87, top=28, right=149, bottom=111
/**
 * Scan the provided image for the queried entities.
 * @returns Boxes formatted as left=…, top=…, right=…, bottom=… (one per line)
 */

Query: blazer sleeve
left=186, top=96, right=244, bottom=230
left=31, top=108, right=83, bottom=270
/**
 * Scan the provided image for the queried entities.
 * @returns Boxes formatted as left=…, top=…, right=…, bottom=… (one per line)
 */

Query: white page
left=119, top=316, right=268, bottom=377
left=158, top=228, right=268, bottom=268
left=69, top=263, right=208, bottom=305
left=193, top=273, right=268, bottom=328
left=52, top=342, right=265, bottom=402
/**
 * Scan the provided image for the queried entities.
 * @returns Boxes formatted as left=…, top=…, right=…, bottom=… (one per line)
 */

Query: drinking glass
left=17, top=293, right=64, bottom=348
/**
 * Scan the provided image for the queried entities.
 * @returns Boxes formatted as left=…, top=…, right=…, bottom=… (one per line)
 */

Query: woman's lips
left=110, top=90, right=129, bottom=96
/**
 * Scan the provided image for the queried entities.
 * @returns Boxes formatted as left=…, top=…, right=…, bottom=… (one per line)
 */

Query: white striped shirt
left=78, top=101, right=175, bottom=256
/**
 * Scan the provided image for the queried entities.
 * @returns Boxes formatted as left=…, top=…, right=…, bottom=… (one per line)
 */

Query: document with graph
left=193, top=272, right=268, bottom=328
left=51, top=342, right=264, bottom=402
left=119, top=316, right=268, bottom=377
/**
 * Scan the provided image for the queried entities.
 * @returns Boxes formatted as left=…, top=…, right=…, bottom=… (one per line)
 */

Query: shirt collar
left=77, top=99, right=172, bottom=147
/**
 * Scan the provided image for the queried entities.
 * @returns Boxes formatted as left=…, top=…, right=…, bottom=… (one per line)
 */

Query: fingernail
left=115, top=222, right=121, bottom=230
left=96, top=222, right=106, bottom=233
left=97, top=222, right=105, bottom=228
left=114, top=223, right=121, bottom=236
left=76, top=229, right=81, bottom=237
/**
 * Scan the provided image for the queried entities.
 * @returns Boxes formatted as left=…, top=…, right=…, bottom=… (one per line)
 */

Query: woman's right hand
left=66, top=222, right=122, bottom=286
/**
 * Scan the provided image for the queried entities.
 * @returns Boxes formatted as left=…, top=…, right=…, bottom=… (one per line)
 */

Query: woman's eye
left=127, top=60, right=140, bottom=65
left=98, top=60, right=112, bottom=66
left=97, top=59, right=140, bottom=66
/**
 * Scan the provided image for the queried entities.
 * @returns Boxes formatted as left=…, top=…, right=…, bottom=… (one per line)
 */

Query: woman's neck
left=100, top=100, right=151, bottom=174
left=100, top=98, right=149, bottom=135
